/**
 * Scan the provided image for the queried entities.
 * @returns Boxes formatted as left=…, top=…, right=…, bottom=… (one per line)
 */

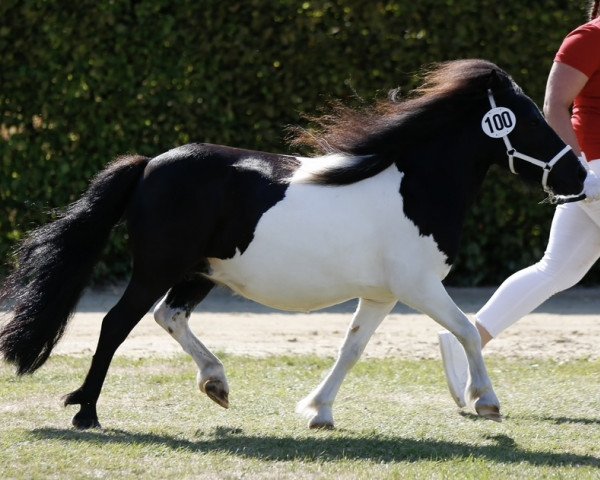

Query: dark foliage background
left=0, top=0, right=593, bottom=285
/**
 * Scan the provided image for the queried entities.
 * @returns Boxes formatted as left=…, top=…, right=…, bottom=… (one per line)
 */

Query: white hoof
left=475, top=401, right=502, bottom=422
left=197, top=371, right=229, bottom=409
left=296, top=396, right=334, bottom=429
left=308, top=416, right=334, bottom=429
left=468, top=387, right=501, bottom=422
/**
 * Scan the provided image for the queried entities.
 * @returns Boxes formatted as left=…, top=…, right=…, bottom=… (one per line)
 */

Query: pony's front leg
left=154, top=286, right=229, bottom=409
left=397, top=278, right=501, bottom=421
left=297, top=299, right=396, bottom=429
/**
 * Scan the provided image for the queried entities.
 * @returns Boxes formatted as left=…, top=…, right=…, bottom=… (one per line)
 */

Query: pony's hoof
left=72, top=412, right=102, bottom=430
left=297, top=397, right=334, bottom=429
left=306, top=409, right=335, bottom=429
left=308, top=419, right=334, bottom=430
left=202, top=379, right=229, bottom=409
left=475, top=403, right=502, bottom=422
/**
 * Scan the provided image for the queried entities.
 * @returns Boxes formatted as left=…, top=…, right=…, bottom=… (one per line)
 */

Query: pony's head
left=483, top=67, right=586, bottom=200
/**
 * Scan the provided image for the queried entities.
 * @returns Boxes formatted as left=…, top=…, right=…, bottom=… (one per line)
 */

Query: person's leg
left=476, top=201, right=600, bottom=337
left=440, top=200, right=600, bottom=407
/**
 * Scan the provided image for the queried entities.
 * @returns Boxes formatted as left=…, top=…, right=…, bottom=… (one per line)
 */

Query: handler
left=439, top=0, right=600, bottom=407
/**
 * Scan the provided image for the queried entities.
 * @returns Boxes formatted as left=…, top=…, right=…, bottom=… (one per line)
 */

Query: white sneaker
left=438, top=331, right=468, bottom=408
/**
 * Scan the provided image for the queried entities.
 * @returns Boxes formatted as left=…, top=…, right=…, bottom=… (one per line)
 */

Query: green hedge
left=0, top=0, right=593, bottom=285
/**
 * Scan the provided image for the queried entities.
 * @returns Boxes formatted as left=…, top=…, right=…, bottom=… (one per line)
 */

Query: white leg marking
left=397, top=278, right=500, bottom=421
left=296, top=298, right=396, bottom=428
left=154, top=296, right=229, bottom=408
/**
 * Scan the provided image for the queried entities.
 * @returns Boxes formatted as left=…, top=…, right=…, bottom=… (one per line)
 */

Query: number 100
left=485, top=112, right=513, bottom=132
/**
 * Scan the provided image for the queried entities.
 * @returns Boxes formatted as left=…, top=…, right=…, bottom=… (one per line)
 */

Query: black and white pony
left=0, top=59, right=586, bottom=430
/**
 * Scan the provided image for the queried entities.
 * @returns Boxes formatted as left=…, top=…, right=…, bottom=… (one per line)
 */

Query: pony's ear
left=487, top=69, right=501, bottom=88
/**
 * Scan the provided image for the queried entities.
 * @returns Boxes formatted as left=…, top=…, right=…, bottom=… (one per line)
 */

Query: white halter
left=486, top=89, right=572, bottom=193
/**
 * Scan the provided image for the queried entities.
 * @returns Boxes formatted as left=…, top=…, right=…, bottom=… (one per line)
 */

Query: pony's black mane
left=290, top=59, right=516, bottom=185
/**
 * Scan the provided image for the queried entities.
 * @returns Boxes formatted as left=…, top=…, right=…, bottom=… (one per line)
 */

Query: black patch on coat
left=164, top=270, right=215, bottom=314
left=126, top=143, right=301, bottom=271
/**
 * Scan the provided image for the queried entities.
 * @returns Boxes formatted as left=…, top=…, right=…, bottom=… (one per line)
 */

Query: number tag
left=481, top=107, right=516, bottom=138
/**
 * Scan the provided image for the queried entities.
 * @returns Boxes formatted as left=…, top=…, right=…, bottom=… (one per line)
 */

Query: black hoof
left=64, top=395, right=101, bottom=430
left=72, top=416, right=101, bottom=430
left=72, top=409, right=101, bottom=430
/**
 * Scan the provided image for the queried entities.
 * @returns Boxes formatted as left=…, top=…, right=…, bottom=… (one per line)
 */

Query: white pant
left=476, top=159, right=600, bottom=337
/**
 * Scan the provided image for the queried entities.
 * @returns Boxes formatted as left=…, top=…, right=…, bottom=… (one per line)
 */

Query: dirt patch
left=49, top=286, right=600, bottom=361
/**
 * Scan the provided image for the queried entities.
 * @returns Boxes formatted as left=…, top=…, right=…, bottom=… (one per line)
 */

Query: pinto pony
left=0, top=59, right=586, bottom=429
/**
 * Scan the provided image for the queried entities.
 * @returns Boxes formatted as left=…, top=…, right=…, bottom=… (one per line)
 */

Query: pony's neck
left=396, top=132, right=494, bottom=264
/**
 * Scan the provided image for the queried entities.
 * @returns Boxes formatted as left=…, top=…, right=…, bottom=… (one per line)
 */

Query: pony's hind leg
left=296, top=298, right=396, bottom=429
left=62, top=275, right=165, bottom=429
left=153, top=275, right=229, bottom=408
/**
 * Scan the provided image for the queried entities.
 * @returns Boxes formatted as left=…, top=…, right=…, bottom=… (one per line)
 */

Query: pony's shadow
left=30, top=427, right=599, bottom=467
left=459, top=410, right=600, bottom=426
left=526, top=415, right=600, bottom=426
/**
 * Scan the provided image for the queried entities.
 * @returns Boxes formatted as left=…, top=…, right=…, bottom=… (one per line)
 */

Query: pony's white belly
left=207, top=165, right=449, bottom=311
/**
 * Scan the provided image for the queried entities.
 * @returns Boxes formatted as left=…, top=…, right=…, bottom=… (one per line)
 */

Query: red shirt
left=554, top=18, right=600, bottom=160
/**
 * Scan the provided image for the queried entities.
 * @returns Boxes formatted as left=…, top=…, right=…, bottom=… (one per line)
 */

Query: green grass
left=0, top=355, right=599, bottom=479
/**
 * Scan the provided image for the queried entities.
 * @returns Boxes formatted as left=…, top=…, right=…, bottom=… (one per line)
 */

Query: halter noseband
left=486, top=89, right=572, bottom=194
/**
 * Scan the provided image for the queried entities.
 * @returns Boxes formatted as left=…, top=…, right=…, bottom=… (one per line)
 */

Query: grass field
left=0, top=354, right=598, bottom=479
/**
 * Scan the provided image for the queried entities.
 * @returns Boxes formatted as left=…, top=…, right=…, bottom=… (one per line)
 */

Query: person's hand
left=583, top=168, right=600, bottom=202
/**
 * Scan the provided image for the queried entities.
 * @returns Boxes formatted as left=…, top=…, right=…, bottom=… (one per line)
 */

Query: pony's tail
left=0, top=155, right=150, bottom=375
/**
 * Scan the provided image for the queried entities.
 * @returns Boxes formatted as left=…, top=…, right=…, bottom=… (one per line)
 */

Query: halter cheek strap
left=486, top=89, right=573, bottom=192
